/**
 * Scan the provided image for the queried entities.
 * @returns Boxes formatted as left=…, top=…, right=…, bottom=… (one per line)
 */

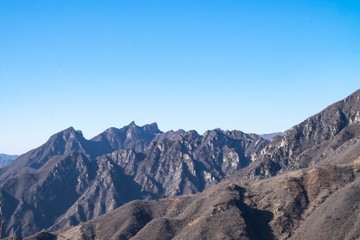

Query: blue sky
left=1, top=0, right=359, bottom=154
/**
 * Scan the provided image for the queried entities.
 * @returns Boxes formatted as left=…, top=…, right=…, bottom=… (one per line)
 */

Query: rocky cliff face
left=245, top=89, right=360, bottom=178
left=100, top=129, right=267, bottom=198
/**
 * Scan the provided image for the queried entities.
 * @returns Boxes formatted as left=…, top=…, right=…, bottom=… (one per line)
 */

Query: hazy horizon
left=1, top=0, right=359, bottom=154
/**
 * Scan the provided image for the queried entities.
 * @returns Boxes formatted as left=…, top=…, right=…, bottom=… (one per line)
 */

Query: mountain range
left=260, top=132, right=284, bottom=141
left=0, top=120, right=268, bottom=237
left=1, top=89, right=360, bottom=239
left=0, top=154, right=18, bottom=168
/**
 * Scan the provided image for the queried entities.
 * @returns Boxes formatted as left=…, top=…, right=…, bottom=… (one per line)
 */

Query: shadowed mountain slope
left=27, top=181, right=272, bottom=240
left=26, top=162, right=360, bottom=240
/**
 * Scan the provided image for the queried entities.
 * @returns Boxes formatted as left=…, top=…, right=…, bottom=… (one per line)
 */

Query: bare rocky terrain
left=25, top=162, right=360, bottom=240
left=2, top=89, right=360, bottom=239
left=0, top=123, right=267, bottom=238
left=242, top=89, right=360, bottom=179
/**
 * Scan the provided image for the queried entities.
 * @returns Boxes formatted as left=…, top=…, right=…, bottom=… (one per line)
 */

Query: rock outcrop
left=245, top=89, right=360, bottom=178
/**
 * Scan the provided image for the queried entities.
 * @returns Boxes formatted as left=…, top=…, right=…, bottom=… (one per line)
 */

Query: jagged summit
left=0, top=127, right=93, bottom=182
left=101, top=121, right=160, bottom=135
left=0, top=123, right=269, bottom=237
left=0, top=123, right=163, bottom=183
left=51, top=126, right=85, bottom=143
left=91, top=121, right=163, bottom=152
left=141, top=122, right=161, bottom=133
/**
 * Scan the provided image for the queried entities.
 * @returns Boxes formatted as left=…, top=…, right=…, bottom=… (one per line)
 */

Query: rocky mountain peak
left=125, top=122, right=144, bottom=134
left=53, top=127, right=85, bottom=143
left=125, top=121, right=161, bottom=134
left=126, top=121, right=138, bottom=131
left=142, top=122, right=161, bottom=133
left=344, top=88, right=360, bottom=101
left=203, top=128, right=222, bottom=138
left=90, top=122, right=164, bottom=154
left=48, top=127, right=88, bottom=153
left=0, top=127, right=92, bottom=182
left=61, top=126, right=76, bottom=133
left=184, top=130, right=200, bottom=139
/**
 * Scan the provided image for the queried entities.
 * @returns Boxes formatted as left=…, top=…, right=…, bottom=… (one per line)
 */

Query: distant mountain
left=0, top=154, right=18, bottom=167
left=260, top=132, right=284, bottom=141
left=0, top=124, right=268, bottom=238
left=90, top=121, right=163, bottom=153
left=0, top=122, right=163, bottom=182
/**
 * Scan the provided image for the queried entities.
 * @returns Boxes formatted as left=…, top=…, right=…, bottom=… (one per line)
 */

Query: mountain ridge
left=2, top=89, right=360, bottom=239
left=0, top=122, right=165, bottom=182
left=238, top=89, right=360, bottom=179
left=0, top=124, right=268, bottom=237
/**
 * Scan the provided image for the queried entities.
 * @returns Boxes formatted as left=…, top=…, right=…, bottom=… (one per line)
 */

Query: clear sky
left=1, top=0, right=359, bottom=155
